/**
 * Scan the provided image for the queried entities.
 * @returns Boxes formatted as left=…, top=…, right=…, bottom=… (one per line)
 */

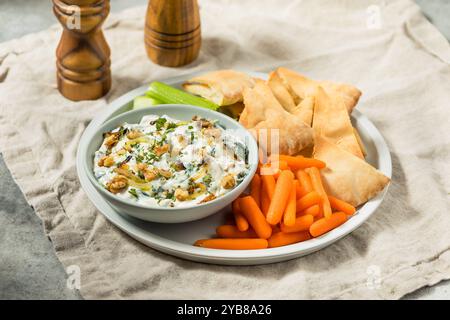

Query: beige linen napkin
left=1, top=0, right=449, bottom=299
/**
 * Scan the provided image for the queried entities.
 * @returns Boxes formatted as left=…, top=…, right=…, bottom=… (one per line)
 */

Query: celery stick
left=132, top=96, right=162, bottom=109
left=146, top=81, right=219, bottom=111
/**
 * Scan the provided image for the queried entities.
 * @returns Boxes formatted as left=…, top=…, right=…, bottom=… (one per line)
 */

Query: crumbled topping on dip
left=93, top=115, right=249, bottom=208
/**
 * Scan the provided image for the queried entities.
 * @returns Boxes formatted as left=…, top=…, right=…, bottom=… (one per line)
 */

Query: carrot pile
left=194, top=155, right=357, bottom=250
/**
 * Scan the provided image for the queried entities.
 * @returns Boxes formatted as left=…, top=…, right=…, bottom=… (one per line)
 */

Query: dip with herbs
left=93, top=115, right=249, bottom=208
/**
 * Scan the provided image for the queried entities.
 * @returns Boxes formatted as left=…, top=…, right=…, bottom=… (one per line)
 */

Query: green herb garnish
left=128, top=188, right=139, bottom=199
left=154, top=117, right=167, bottom=130
left=166, top=190, right=175, bottom=201
left=203, top=174, right=212, bottom=186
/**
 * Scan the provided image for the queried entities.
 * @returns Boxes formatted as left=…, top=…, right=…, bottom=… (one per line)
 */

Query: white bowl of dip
left=80, top=104, right=259, bottom=223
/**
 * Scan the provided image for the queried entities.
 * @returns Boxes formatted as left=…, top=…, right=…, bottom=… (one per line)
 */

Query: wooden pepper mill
left=145, top=0, right=201, bottom=67
left=53, top=0, right=111, bottom=101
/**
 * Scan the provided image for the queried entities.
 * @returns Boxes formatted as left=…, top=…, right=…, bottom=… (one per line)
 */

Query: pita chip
left=240, top=80, right=313, bottom=155
left=313, top=134, right=390, bottom=207
left=353, top=127, right=367, bottom=157
left=313, top=86, right=364, bottom=158
left=296, top=96, right=314, bottom=127
left=183, top=70, right=255, bottom=106
left=267, top=71, right=314, bottom=126
left=275, top=67, right=361, bottom=113
left=319, top=80, right=362, bottom=114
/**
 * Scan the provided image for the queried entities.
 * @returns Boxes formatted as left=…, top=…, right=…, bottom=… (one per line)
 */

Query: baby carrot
left=309, top=212, right=347, bottom=237
left=294, top=179, right=307, bottom=199
left=296, top=191, right=322, bottom=213
left=234, top=213, right=249, bottom=231
left=261, top=187, right=271, bottom=216
left=272, top=155, right=326, bottom=170
left=216, top=225, right=258, bottom=238
left=277, top=161, right=290, bottom=171
left=298, top=204, right=321, bottom=217
left=194, top=239, right=207, bottom=246
left=194, top=238, right=268, bottom=250
left=266, top=170, right=295, bottom=225
left=296, top=170, right=313, bottom=194
left=268, top=231, right=311, bottom=248
left=328, top=195, right=356, bottom=215
left=280, top=214, right=314, bottom=233
left=271, top=161, right=289, bottom=179
left=294, top=180, right=301, bottom=198
left=315, top=211, right=324, bottom=220
left=232, top=199, right=249, bottom=231
left=306, top=167, right=332, bottom=219
left=261, top=160, right=289, bottom=174
left=250, top=173, right=262, bottom=207
left=239, top=196, right=273, bottom=239
left=283, top=179, right=297, bottom=226
left=233, top=199, right=248, bottom=228
left=261, top=174, right=276, bottom=200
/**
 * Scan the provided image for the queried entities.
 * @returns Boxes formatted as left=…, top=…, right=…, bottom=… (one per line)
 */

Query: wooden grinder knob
left=53, top=0, right=111, bottom=101
left=145, top=0, right=201, bottom=67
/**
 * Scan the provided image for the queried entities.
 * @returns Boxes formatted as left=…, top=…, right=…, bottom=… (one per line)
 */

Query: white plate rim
left=76, top=71, right=392, bottom=265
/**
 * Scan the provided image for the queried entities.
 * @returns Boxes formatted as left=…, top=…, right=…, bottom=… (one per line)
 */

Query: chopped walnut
left=107, top=175, right=128, bottom=193
left=97, top=156, right=106, bottom=167
left=136, top=163, right=157, bottom=181
left=200, top=194, right=216, bottom=203
left=221, top=174, right=235, bottom=189
left=116, top=149, right=127, bottom=156
left=136, top=163, right=147, bottom=171
left=118, top=163, right=129, bottom=171
left=126, top=130, right=143, bottom=139
left=104, top=132, right=119, bottom=148
left=155, top=144, right=169, bottom=156
left=98, top=155, right=114, bottom=167
left=144, top=170, right=158, bottom=181
left=172, top=162, right=185, bottom=171
left=199, top=119, right=213, bottom=128
left=175, top=188, right=189, bottom=201
left=158, top=169, right=172, bottom=178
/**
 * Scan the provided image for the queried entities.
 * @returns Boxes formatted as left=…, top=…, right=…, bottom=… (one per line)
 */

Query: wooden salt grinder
left=145, top=0, right=201, bottom=67
left=53, top=0, right=111, bottom=101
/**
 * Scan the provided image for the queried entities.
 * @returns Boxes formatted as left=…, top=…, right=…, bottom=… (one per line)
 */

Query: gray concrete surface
left=415, top=0, right=450, bottom=41
left=0, top=0, right=449, bottom=300
left=0, top=155, right=82, bottom=299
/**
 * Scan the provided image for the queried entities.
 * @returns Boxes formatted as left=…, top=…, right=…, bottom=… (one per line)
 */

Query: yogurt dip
left=93, top=114, right=249, bottom=208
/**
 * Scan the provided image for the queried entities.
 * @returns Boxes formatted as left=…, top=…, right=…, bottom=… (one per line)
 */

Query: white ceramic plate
left=76, top=71, right=392, bottom=265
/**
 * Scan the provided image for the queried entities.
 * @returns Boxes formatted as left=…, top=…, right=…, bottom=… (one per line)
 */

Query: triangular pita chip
left=313, top=86, right=364, bottom=158
left=296, top=96, right=314, bottom=127
left=267, top=71, right=297, bottom=111
left=267, top=71, right=314, bottom=126
left=240, top=80, right=313, bottom=155
left=275, top=67, right=361, bottom=113
left=183, top=70, right=255, bottom=106
left=353, top=127, right=367, bottom=157
left=313, top=134, right=390, bottom=206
